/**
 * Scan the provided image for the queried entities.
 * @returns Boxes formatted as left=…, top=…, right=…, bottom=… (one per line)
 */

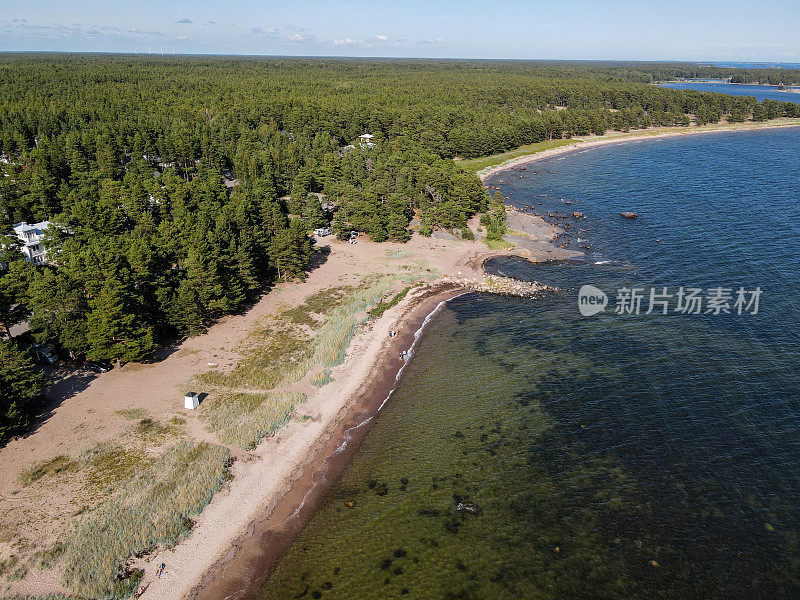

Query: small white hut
left=184, top=392, right=199, bottom=410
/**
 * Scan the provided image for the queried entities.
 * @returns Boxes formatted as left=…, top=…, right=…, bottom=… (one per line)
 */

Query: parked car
left=30, top=343, right=58, bottom=364
left=313, top=227, right=332, bottom=237
left=84, top=360, right=112, bottom=373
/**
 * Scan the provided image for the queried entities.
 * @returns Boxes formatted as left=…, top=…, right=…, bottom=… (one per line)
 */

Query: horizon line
left=0, top=51, right=799, bottom=67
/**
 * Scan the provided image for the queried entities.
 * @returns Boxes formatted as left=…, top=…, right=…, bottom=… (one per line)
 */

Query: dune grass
left=198, top=275, right=418, bottom=395
left=300, top=275, right=397, bottom=370
left=369, top=286, right=411, bottom=319
left=197, top=323, right=312, bottom=390
left=59, top=441, right=229, bottom=599
left=18, top=455, right=78, bottom=486
left=458, top=138, right=576, bottom=174
left=309, top=368, right=333, bottom=387
left=281, top=286, right=353, bottom=326
left=199, top=390, right=303, bottom=449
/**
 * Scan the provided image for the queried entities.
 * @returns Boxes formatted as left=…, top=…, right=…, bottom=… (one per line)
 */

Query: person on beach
left=156, top=563, right=165, bottom=578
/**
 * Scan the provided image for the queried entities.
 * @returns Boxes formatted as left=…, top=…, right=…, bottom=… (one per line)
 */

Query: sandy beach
left=5, top=118, right=798, bottom=600
left=477, top=119, right=800, bottom=181
left=0, top=215, right=564, bottom=599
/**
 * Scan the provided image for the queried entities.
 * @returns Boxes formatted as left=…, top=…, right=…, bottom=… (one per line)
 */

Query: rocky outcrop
left=441, top=274, right=555, bottom=297
left=620, top=212, right=638, bottom=219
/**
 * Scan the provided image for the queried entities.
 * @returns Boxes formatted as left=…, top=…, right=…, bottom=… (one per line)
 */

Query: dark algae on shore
left=257, top=129, right=800, bottom=599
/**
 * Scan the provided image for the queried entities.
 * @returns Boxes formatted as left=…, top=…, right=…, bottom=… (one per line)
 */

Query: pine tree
left=172, top=279, right=205, bottom=335
left=302, top=194, right=328, bottom=229
left=386, top=210, right=410, bottom=242
left=0, top=339, right=47, bottom=441
left=86, top=277, right=154, bottom=364
left=484, top=190, right=508, bottom=241
left=269, top=219, right=312, bottom=281
left=185, top=239, right=228, bottom=317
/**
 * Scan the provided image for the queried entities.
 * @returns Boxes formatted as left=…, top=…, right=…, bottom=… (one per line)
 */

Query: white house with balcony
left=12, top=221, right=50, bottom=264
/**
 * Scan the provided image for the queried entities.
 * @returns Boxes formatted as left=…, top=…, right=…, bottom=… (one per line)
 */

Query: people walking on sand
left=156, top=563, right=165, bottom=578
left=135, top=585, right=146, bottom=598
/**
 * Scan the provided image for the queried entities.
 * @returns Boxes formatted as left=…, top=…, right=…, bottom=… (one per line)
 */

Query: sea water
left=257, top=128, right=800, bottom=599
left=659, top=81, right=800, bottom=103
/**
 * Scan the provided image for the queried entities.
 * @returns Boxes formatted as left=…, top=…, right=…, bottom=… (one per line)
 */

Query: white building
left=12, top=221, right=50, bottom=264
left=358, top=133, right=376, bottom=148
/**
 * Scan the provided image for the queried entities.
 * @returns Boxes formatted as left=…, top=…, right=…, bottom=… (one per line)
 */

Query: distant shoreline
left=477, top=119, right=800, bottom=181
left=658, top=80, right=800, bottom=90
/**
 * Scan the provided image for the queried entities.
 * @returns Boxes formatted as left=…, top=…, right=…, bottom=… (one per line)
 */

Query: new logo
left=578, top=285, right=608, bottom=316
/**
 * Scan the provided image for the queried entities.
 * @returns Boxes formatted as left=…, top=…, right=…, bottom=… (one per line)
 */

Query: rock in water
left=573, top=211, right=584, bottom=218
left=620, top=212, right=638, bottom=219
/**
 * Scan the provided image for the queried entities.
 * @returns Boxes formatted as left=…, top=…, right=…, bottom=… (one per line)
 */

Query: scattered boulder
left=442, top=274, right=555, bottom=297
left=620, top=212, right=638, bottom=219
left=573, top=211, right=584, bottom=219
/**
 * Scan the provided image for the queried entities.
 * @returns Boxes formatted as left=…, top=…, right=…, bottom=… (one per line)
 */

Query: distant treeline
left=597, top=62, right=800, bottom=86
left=0, top=56, right=797, bottom=410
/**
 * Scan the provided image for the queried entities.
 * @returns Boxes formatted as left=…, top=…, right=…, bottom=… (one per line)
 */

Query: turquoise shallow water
left=257, top=128, right=800, bottom=599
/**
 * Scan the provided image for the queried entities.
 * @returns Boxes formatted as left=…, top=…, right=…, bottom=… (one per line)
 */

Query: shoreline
left=477, top=120, right=800, bottom=181
left=658, top=79, right=800, bottom=90
left=14, top=119, right=795, bottom=599
left=184, top=283, right=468, bottom=600
left=1, top=207, right=566, bottom=599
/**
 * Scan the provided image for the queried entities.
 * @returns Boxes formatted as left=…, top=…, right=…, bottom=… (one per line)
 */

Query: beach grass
left=302, top=275, right=397, bottom=370
left=309, top=368, right=333, bottom=387
left=369, top=286, right=412, bottom=319
left=281, top=286, right=353, bottom=326
left=115, top=408, right=149, bottom=420
left=2, top=596, right=76, bottom=600
left=458, top=138, right=576, bottom=173
left=484, top=238, right=514, bottom=250
left=197, top=323, right=312, bottom=390
left=60, top=441, right=229, bottom=599
left=18, top=455, right=78, bottom=486
left=199, top=390, right=302, bottom=449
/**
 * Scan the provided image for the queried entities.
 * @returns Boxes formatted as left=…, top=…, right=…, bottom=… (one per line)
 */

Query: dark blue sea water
left=659, top=81, right=800, bottom=103
left=258, top=128, right=800, bottom=599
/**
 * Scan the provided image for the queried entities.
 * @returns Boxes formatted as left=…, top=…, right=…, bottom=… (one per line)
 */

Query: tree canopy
left=0, top=55, right=796, bottom=437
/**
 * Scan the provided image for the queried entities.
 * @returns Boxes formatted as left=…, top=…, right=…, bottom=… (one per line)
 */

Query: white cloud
left=417, top=37, right=443, bottom=45
left=250, top=27, right=279, bottom=36
left=333, top=37, right=362, bottom=46
left=176, top=18, right=193, bottom=24
left=375, top=34, right=388, bottom=41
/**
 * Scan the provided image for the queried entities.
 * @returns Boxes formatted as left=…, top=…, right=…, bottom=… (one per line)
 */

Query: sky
left=1, top=0, right=799, bottom=62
